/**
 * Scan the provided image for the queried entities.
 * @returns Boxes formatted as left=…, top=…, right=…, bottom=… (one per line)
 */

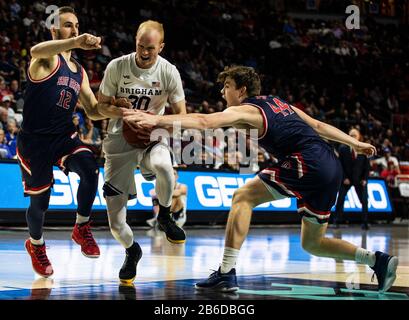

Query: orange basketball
left=122, top=121, right=154, bottom=148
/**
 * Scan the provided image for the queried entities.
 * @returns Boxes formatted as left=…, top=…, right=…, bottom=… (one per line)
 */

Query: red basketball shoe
left=72, top=221, right=100, bottom=258
left=25, top=239, right=54, bottom=278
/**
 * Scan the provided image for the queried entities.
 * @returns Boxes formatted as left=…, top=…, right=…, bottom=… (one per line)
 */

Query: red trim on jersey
left=57, top=145, right=93, bottom=169
left=80, top=66, right=84, bottom=85
left=298, top=201, right=330, bottom=216
left=242, top=103, right=268, bottom=139
left=16, top=147, right=32, bottom=176
left=293, top=152, right=307, bottom=175
left=262, top=166, right=303, bottom=199
left=23, top=182, right=52, bottom=195
left=27, top=55, right=61, bottom=83
left=291, top=152, right=307, bottom=179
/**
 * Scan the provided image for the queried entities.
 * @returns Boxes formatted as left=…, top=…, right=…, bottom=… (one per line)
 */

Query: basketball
left=122, top=121, right=155, bottom=148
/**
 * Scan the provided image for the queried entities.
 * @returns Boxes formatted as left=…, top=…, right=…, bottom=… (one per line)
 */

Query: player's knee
left=109, top=222, right=122, bottom=237
left=106, top=195, right=128, bottom=232
left=232, top=188, right=253, bottom=206
left=150, top=160, right=172, bottom=177
left=30, top=189, right=51, bottom=213
left=69, top=153, right=99, bottom=183
left=301, top=238, right=322, bottom=255
left=107, top=213, right=124, bottom=235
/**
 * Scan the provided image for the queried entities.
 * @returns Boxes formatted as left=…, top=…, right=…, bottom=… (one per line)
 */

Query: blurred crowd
left=0, top=0, right=408, bottom=190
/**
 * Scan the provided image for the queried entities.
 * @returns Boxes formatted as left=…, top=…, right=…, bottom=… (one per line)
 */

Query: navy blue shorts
left=258, top=143, right=342, bottom=224
left=16, top=131, right=93, bottom=196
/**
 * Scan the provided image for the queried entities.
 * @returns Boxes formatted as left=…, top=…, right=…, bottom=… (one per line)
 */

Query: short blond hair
left=137, top=20, right=164, bottom=43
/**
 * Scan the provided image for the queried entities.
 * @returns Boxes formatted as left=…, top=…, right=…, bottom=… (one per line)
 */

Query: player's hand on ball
left=113, top=97, right=132, bottom=109
left=75, top=33, right=101, bottom=50
left=123, top=109, right=159, bottom=128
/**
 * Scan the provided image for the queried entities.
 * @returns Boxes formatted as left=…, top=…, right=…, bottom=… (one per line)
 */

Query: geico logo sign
left=49, top=171, right=155, bottom=208
left=343, top=183, right=388, bottom=210
left=194, top=176, right=291, bottom=208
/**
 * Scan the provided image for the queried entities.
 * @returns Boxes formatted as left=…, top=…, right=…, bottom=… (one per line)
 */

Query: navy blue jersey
left=243, top=95, right=329, bottom=159
left=21, top=54, right=83, bottom=135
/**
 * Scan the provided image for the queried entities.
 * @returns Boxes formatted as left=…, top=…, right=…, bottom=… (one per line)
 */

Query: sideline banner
left=0, top=162, right=392, bottom=213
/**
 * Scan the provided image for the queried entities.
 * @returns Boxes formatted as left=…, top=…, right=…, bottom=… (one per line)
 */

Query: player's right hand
left=113, top=97, right=132, bottom=109
left=75, top=33, right=101, bottom=50
left=353, top=141, right=377, bottom=157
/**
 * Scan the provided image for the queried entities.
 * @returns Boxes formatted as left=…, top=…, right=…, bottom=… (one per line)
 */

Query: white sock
left=76, top=213, right=90, bottom=225
left=220, top=247, right=240, bottom=273
left=30, top=236, right=44, bottom=246
left=355, top=248, right=376, bottom=267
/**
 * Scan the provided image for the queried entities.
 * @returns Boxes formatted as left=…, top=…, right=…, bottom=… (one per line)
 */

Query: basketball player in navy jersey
left=17, top=6, right=126, bottom=278
left=123, top=66, right=399, bottom=293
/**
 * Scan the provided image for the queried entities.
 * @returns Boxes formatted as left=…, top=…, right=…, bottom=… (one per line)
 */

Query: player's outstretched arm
left=292, top=106, right=377, bottom=157
left=30, top=33, right=101, bottom=59
left=29, top=34, right=102, bottom=81
left=122, top=107, right=245, bottom=130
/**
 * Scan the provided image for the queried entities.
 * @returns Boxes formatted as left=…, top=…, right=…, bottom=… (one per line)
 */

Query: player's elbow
left=30, top=46, right=40, bottom=58
left=314, top=120, right=326, bottom=134
left=199, top=115, right=212, bottom=129
left=30, top=46, right=48, bottom=59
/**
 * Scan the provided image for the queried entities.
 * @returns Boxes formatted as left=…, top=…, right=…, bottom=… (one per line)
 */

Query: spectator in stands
left=9, top=79, right=23, bottom=113
left=72, top=113, right=82, bottom=134
left=1, top=96, right=15, bottom=119
left=381, top=161, right=400, bottom=188
left=80, top=117, right=102, bottom=152
left=372, top=147, right=400, bottom=174
left=218, top=152, right=238, bottom=171
left=0, top=76, right=12, bottom=102
left=5, top=118, right=18, bottom=158
left=0, top=106, right=8, bottom=130
left=0, top=129, right=12, bottom=159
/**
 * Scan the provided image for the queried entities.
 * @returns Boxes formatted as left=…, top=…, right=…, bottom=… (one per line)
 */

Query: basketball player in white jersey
left=97, top=20, right=187, bottom=284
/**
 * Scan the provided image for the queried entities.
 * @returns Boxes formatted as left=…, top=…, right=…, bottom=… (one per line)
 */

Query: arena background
left=0, top=0, right=407, bottom=226
left=0, top=0, right=408, bottom=308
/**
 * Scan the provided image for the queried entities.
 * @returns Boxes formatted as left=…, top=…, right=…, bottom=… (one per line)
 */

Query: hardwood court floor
left=0, top=223, right=408, bottom=300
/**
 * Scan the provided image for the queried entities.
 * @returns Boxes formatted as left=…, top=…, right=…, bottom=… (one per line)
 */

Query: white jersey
left=100, top=53, right=185, bottom=135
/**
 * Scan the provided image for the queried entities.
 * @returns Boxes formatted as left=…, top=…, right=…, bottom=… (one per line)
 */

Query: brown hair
left=48, top=6, right=76, bottom=29
left=217, top=66, right=261, bottom=97
left=137, top=20, right=164, bottom=43
left=57, top=6, right=76, bottom=16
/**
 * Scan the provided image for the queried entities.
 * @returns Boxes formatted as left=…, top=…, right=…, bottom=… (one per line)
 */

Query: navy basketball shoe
left=195, top=267, right=239, bottom=292
left=370, top=251, right=399, bottom=292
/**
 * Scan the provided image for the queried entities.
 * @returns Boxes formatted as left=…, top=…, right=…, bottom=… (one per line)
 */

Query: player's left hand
left=122, top=109, right=159, bottom=128
left=353, top=141, right=377, bottom=157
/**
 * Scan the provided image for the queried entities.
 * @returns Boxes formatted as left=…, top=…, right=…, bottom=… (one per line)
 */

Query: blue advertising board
left=0, top=162, right=392, bottom=213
